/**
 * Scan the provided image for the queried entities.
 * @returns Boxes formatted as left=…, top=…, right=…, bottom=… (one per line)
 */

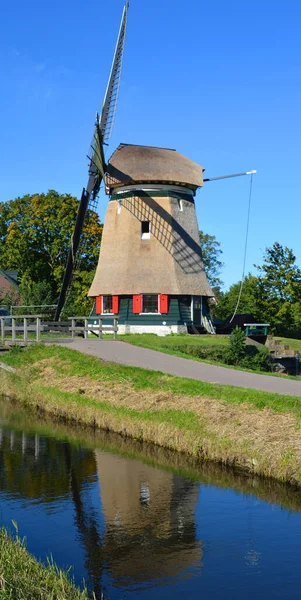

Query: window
left=141, top=221, right=150, bottom=239
left=140, top=483, right=150, bottom=507
left=142, top=294, right=159, bottom=313
left=178, top=199, right=183, bottom=212
left=102, top=295, right=113, bottom=314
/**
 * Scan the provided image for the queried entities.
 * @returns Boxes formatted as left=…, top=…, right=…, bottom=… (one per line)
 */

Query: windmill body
left=88, top=144, right=215, bottom=334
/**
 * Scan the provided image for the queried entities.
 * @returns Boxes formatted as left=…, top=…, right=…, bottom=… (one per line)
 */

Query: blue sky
left=1, top=0, right=300, bottom=289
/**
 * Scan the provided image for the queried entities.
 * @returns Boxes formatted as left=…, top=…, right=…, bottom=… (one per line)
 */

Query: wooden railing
left=69, top=317, right=118, bottom=340
left=0, top=315, right=119, bottom=346
left=0, top=315, right=43, bottom=345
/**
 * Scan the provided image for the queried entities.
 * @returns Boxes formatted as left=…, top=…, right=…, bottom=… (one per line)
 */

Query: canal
left=0, top=398, right=301, bottom=598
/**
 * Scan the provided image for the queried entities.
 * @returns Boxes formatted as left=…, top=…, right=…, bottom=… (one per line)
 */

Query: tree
left=0, top=191, right=102, bottom=314
left=255, top=242, right=301, bottom=334
left=215, top=242, right=301, bottom=337
left=199, top=231, right=224, bottom=295
left=214, top=274, right=263, bottom=321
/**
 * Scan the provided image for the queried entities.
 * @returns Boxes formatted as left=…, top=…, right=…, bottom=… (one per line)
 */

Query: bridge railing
left=69, top=317, right=118, bottom=340
left=0, top=315, right=119, bottom=346
left=0, top=315, right=43, bottom=345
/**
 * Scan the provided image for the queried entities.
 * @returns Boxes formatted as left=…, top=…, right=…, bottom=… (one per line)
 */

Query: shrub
left=240, top=345, right=271, bottom=371
left=172, top=345, right=227, bottom=362
left=226, top=327, right=246, bottom=364
left=171, top=330, right=272, bottom=373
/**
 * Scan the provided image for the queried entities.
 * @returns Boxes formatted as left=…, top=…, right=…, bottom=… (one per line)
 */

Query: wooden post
left=12, top=318, right=16, bottom=343
left=84, top=319, right=88, bottom=339
left=114, top=318, right=117, bottom=341
left=1, top=319, right=4, bottom=346
left=71, top=319, right=75, bottom=339
left=23, top=317, right=28, bottom=345
left=98, top=318, right=102, bottom=339
left=36, top=317, right=41, bottom=342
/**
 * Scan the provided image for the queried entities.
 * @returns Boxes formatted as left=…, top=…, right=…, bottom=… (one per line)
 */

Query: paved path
left=58, top=339, right=301, bottom=397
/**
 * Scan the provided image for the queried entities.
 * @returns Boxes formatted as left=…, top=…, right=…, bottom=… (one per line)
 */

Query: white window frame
left=101, top=295, right=114, bottom=315
left=139, top=294, right=160, bottom=315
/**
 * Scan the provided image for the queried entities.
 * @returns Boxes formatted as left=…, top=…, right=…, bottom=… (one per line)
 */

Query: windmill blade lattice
left=100, top=1, right=129, bottom=143
left=54, top=2, right=129, bottom=321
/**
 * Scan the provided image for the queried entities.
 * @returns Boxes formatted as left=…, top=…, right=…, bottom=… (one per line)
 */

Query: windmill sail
left=54, top=1, right=129, bottom=321
left=100, top=0, right=129, bottom=142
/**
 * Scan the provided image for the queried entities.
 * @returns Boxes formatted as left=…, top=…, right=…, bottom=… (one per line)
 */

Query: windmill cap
left=106, top=144, right=204, bottom=193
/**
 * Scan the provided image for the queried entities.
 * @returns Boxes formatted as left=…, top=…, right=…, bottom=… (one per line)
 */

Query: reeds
left=0, top=526, right=90, bottom=599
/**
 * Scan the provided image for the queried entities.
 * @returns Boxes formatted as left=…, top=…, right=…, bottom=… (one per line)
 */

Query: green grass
left=119, top=333, right=228, bottom=348
left=0, top=527, right=89, bottom=600
left=2, top=344, right=301, bottom=417
left=275, top=337, right=301, bottom=353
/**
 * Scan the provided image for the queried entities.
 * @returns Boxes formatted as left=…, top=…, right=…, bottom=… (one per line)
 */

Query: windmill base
left=117, top=324, right=188, bottom=336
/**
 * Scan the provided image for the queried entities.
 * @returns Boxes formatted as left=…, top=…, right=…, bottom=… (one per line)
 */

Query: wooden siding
left=90, top=296, right=197, bottom=326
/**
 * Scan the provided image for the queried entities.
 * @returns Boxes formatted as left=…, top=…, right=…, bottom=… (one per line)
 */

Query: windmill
left=56, top=1, right=255, bottom=335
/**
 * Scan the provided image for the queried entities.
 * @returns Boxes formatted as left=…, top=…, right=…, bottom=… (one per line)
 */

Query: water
left=0, top=399, right=301, bottom=598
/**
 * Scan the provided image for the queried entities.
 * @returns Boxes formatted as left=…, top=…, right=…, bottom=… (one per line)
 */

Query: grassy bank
left=0, top=528, right=89, bottom=600
left=1, top=345, right=301, bottom=486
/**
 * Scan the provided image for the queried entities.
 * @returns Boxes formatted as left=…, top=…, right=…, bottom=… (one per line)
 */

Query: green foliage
left=227, top=326, right=246, bottom=363
left=255, top=242, right=301, bottom=335
left=238, top=344, right=271, bottom=371
left=172, top=344, right=227, bottom=363
left=0, top=528, right=89, bottom=599
left=214, top=274, right=263, bottom=321
left=19, top=277, right=53, bottom=311
left=223, top=327, right=271, bottom=371
left=0, top=190, right=102, bottom=315
left=215, top=242, right=301, bottom=337
left=199, top=231, right=224, bottom=295
left=171, top=331, right=271, bottom=373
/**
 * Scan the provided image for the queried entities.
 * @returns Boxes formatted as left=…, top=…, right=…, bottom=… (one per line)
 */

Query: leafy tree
left=255, top=242, right=301, bottom=335
left=215, top=242, right=301, bottom=337
left=214, top=274, right=263, bottom=321
left=18, top=277, right=53, bottom=313
left=199, top=231, right=224, bottom=295
left=62, top=270, right=96, bottom=318
left=0, top=191, right=102, bottom=314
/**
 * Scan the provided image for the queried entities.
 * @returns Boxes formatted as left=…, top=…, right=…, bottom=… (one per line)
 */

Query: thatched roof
left=106, top=144, right=204, bottom=192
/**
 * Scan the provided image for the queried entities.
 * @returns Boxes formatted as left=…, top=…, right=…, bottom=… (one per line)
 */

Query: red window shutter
left=133, top=294, right=142, bottom=314
left=159, top=294, right=168, bottom=314
left=95, top=296, right=102, bottom=315
left=112, top=295, right=119, bottom=314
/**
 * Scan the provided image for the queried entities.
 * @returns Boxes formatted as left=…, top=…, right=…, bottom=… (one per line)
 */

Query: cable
left=229, top=172, right=254, bottom=323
